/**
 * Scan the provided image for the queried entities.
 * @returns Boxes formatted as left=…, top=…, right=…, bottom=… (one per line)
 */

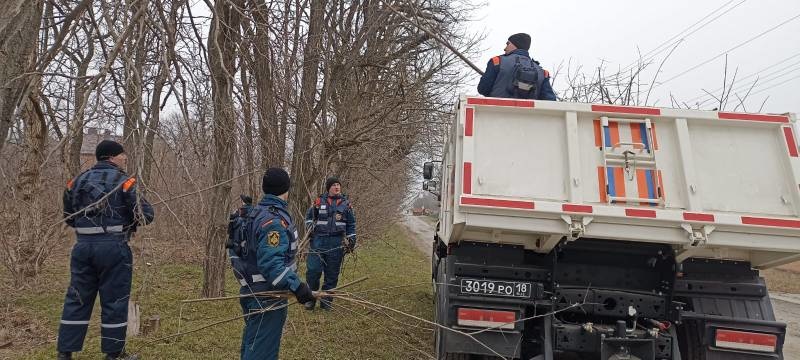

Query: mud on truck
left=424, top=95, right=800, bottom=359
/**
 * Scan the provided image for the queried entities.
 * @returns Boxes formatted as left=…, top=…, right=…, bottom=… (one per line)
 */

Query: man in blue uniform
left=233, top=167, right=315, bottom=359
left=57, top=140, right=154, bottom=360
left=303, top=177, right=357, bottom=311
left=477, top=33, right=557, bottom=101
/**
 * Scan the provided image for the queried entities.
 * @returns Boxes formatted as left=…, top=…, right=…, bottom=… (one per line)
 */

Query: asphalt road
left=399, top=214, right=800, bottom=359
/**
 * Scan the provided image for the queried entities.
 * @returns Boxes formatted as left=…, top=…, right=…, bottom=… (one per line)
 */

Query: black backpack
left=69, top=170, right=125, bottom=218
left=510, top=56, right=539, bottom=99
left=226, top=195, right=255, bottom=260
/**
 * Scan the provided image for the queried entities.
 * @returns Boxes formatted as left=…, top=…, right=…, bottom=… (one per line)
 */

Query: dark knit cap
left=95, top=140, right=125, bottom=160
left=508, top=33, right=531, bottom=51
left=262, top=168, right=291, bottom=196
left=325, top=177, right=341, bottom=191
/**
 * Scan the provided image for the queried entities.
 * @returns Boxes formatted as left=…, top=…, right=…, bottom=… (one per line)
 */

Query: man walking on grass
left=303, top=177, right=357, bottom=311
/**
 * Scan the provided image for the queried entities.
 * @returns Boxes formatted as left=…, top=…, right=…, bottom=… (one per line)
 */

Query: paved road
left=399, top=215, right=800, bottom=358
left=400, top=215, right=434, bottom=260
left=773, top=293, right=800, bottom=359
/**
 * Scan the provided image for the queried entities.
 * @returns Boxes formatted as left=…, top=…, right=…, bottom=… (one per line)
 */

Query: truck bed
left=437, top=95, right=800, bottom=268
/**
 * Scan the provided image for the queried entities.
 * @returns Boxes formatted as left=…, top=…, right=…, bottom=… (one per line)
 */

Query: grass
left=1, top=225, right=434, bottom=359
left=764, top=268, right=800, bottom=294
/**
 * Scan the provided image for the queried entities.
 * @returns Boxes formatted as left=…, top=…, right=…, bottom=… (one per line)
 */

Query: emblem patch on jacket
left=335, top=213, right=342, bottom=221
left=268, top=231, right=280, bottom=247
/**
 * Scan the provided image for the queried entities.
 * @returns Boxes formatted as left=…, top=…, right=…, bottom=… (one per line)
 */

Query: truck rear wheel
left=677, top=321, right=706, bottom=360
left=434, top=253, right=470, bottom=360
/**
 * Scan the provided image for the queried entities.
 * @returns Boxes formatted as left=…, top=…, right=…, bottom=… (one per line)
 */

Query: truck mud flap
left=681, top=313, right=785, bottom=359
left=440, top=328, right=523, bottom=358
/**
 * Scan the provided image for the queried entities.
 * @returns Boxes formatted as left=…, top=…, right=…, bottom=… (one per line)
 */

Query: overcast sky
left=465, top=0, right=800, bottom=116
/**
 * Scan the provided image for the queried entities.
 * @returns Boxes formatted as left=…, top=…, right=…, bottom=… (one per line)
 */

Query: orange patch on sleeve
left=492, top=56, right=500, bottom=65
left=122, top=178, right=136, bottom=192
left=66, top=179, right=74, bottom=189
left=543, top=69, right=550, bottom=78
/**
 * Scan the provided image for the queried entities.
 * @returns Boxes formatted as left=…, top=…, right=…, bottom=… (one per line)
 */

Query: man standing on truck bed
left=477, top=33, right=557, bottom=101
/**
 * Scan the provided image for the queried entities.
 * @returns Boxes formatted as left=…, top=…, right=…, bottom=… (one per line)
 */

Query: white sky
left=466, top=0, right=800, bottom=116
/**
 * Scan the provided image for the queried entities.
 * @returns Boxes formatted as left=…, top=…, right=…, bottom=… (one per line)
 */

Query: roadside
left=399, top=215, right=435, bottom=260
left=1, top=226, right=434, bottom=360
left=398, top=214, right=800, bottom=359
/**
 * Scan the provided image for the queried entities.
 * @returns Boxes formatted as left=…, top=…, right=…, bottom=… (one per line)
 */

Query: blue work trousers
left=239, top=297, right=288, bottom=360
left=305, top=235, right=345, bottom=309
left=57, top=241, right=133, bottom=354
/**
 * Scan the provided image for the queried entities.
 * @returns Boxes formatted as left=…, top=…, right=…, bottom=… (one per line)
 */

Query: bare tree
left=203, top=0, right=243, bottom=297
left=0, top=0, right=46, bottom=153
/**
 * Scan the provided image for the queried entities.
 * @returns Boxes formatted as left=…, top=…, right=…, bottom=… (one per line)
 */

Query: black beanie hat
left=325, top=177, right=340, bottom=191
left=508, top=33, right=531, bottom=51
left=95, top=140, right=125, bottom=160
left=262, top=168, right=291, bottom=196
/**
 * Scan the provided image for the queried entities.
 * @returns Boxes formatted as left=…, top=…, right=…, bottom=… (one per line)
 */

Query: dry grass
left=1, top=226, right=434, bottom=360
left=764, top=266, right=800, bottom=294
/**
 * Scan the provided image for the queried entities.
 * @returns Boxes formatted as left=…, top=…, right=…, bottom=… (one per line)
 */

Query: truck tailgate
left=443, top=95, right=800, bottom=268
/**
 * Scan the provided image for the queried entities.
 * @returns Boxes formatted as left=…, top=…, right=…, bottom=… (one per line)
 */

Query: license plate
left=459, top=278, right=532, bottom=298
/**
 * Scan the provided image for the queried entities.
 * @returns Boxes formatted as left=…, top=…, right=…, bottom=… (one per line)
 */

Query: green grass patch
left=8, top=225, right=433, bottom=359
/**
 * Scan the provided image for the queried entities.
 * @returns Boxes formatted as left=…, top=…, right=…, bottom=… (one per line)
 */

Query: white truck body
left=437, top=95, right=800, bottom=269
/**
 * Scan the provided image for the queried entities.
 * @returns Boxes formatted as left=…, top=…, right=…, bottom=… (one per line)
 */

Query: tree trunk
left=0, top=0, right=44, bottom=153
left=289, top=0, right=324, bottom=217
left=203, top=0, right=242, bottom=297
left=14, top=81, right=49, bottom=280
left=240, top=57, right=257, bottom=196
left=6, top=0, right=47, bottom=282
left=143, top=0, right=181, bottom=186
left=64, top=45, right=94, bottom=179
left=122, top=0, right=148, bottom=176
left=250, top=0, right=280, bottom=167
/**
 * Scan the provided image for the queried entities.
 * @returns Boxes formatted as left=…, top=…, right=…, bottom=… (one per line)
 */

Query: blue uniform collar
left=508, top=49, right=530, bottom=57
left=92, top=160, right=124, bottom=172
left=259, top=194, right=288, bottom=208
left=323, top=192, right=344, bottom=200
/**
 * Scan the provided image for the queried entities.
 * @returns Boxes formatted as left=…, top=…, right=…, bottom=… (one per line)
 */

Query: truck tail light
left=456, top=307, right=516, bottom=330
left=715, top=329, right=778, bottom=353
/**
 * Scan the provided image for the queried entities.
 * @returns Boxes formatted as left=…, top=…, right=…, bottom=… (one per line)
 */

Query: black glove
left=293, top=282, right=315, bottom=304
left=344, top=236, right=356, bottom=254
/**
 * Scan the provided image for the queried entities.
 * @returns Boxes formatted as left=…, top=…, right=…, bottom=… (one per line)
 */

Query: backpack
left=227, top=195, right=256, bottom=278
left=510, top=56, right=539, bottom=98
left=69, top=169, right=125, bottom=219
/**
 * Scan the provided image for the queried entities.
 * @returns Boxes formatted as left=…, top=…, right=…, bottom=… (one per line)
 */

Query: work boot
left=57, top=352, right=72, bottom=360
left=303, top=301, right=315, bottom=310
left=104, top=352, right=139, bottom=360
left=320, top=297, right=333, bottom=311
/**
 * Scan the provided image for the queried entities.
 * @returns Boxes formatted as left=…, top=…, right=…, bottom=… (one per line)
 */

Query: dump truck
left=424, top=95, right=800, bottom=359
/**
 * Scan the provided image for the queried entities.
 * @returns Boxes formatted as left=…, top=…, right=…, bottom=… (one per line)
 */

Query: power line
left=749, top=73, right=800, bottom=96
left=702, top=66, right=800, bottom=101
left=685, top=50, right=800, bottom=103
left=695, top=65, right=800, bottom=108
left=615, top=0, right=746, bottom=76
left=689, top=54, right=800, bottom=104
left=655, top=12, right=800, bottom=88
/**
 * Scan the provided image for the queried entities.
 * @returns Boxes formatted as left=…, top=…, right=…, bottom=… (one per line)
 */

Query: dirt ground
left=399, top=214, right=800, bottom=359
left=779, top=261, right=800, bottom=273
